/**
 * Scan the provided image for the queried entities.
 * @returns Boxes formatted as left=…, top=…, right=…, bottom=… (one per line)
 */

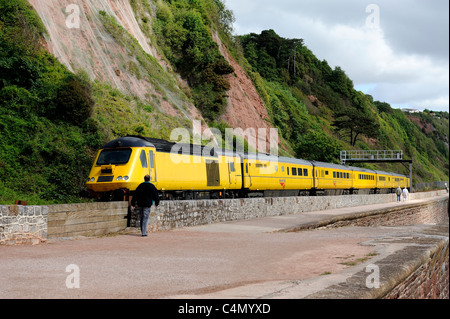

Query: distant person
left=396, top=186, right=402, bottom=202
left=402, top=187, right=409, bottom=202
left=131, top=175, right=160, bottom=237
left=445, top=183, right=449, bottom=193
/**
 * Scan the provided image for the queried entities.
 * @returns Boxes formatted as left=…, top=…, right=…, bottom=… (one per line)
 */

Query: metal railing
left=340, top=150, right=403, bottom=165
left=414, top=181, right=449, bottom=191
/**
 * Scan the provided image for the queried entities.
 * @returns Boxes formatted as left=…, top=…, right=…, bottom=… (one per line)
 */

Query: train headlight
left=116, top=176, right=123, bottom=181
left=90, top=177, right=95, bottom=182
left=123, top=176, right=129, bottom=181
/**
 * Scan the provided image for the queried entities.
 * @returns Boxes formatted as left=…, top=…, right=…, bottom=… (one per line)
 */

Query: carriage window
left=298, top=168, right=303, bottom=176
left=325, top=171, right=329, bottom=175
left=304, top=169, right=308, bottom=176
left=282, top=166, right=285, bottom=172
left=229, top=162, right=235, bottom=172
left=292, top=167, right=297, bottom=176
left=333, top=172, right=336, bottom=178
left=339, top=172, right=343, bottom=178
left=287, top=167, right=290, bottom=175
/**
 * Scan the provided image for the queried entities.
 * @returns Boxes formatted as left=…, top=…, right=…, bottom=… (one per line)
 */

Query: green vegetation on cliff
left=152, top=0, right=234, bottom=121
left=0, top=0, right=102, bottom=203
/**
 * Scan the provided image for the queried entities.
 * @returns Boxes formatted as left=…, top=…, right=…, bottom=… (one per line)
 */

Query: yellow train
left=86, top=136, right=410, bottom=201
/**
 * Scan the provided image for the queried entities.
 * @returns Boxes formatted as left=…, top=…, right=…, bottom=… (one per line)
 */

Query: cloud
left=224, top=0, right=449, bottom=112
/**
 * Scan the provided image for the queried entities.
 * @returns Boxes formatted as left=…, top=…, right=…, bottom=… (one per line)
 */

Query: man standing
left=131, top=175, right=160, bottom=237
left=402, top=187, right=409, bottom=202
left=395, top=186, right=402, bottom=203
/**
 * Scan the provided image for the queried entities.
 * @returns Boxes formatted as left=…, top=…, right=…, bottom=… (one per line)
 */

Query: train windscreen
left=96, top=148, right=132, bottom=165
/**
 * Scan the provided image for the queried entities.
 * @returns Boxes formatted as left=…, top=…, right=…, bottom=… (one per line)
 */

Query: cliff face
left=212, top=32, right=278, bottom=151
left=27, top=0, right=272, bottom=150
left=28, top=0, right=203, bottom=125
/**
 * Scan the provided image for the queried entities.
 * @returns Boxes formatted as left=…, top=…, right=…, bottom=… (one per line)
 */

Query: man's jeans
left=140, top=207, right=151, bottom=236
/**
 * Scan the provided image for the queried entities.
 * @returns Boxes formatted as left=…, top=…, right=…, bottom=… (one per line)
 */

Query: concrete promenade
left=0, top=193, right=448, bottom=299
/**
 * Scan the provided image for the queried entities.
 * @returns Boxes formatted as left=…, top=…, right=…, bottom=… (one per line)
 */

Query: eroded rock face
left=212, top=31, right=279, bottom=152
left=28, top=0, right=202, bottom=122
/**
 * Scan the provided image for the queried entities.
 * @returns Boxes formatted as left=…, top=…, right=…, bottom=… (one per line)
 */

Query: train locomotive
left=86, top=136, right=410, bottom=201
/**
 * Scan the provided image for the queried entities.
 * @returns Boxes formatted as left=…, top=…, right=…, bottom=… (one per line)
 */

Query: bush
left=53, top=75, right=95, bottom=125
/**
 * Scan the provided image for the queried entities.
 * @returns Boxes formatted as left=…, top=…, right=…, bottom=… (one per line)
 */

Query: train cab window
left=292, top=167, right=297, bottom=176
left=304, top=169, right=308, bottom=176
left=149, top=150, right=154, bottom=168
left=97, top=148, right=132, bottom=165
left=140, top=150, right=148, bottom=168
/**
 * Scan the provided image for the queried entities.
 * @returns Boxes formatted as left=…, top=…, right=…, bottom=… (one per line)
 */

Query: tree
left=295, top=130, right=342, bottom=162
left=333, top=106, right=380, bottom=146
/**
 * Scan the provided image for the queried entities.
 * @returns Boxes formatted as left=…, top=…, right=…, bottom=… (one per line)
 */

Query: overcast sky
left=224, top=0, right=449, bottom=112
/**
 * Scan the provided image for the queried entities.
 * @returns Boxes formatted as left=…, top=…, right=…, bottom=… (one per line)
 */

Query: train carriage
left=389, top=172, right=410, bottom=189
left=242, top=154, right=314, bottom=197
left=375, top=170, right=395, bottom=193
left=312, top=162, right=353, bottom=195
left=352, top=167, right=377, bottom=194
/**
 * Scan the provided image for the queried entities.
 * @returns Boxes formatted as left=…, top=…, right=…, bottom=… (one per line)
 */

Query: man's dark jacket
left=131, top=182, right=160, bottom=207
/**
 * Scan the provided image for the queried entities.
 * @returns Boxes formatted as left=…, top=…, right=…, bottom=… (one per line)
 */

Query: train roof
left=375, top=170, right=408, bottom=178
left=102, top=136, right=239, bottom=158
left=101, top=136, right=155, bottom=148
left=311, top=161, right=350, bottom=171
left=243, top=153, right=313, bottom=166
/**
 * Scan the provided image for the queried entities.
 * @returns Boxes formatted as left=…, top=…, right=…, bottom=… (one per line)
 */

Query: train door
left=228, top=161, right=237, bottom=186
left=242, top=159, right=251, bottom=189
left=206, top=160, right=220, bottom=187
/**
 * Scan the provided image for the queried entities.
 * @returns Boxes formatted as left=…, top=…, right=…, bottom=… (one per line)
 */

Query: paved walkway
left=0, top=195, right=448, bottom=299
